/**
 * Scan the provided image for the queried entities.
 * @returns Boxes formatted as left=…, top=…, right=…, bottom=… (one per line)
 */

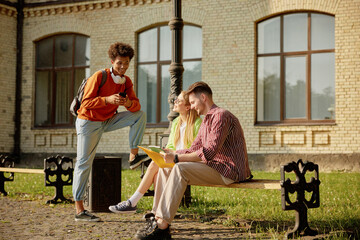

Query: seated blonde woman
left=109, top=91, right=202, bottom=213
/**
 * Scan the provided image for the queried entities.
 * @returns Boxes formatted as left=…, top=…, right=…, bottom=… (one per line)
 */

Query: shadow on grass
left=176, top=213, right=359, bottom=240
left=171, top=227, right=251, bottom=240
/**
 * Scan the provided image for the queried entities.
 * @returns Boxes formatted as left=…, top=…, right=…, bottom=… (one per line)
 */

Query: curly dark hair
left=108, top=42, right=135, bottom=61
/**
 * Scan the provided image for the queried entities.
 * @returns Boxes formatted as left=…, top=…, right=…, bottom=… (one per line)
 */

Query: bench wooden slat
left=192, top=179, right=281, bottom=190
left=0, top=167, right=44, bottom=174
left=0, top=168, right=280, bottom=189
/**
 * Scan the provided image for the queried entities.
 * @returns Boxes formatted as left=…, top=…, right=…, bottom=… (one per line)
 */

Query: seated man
left=135, top=81, right=252, bottom=240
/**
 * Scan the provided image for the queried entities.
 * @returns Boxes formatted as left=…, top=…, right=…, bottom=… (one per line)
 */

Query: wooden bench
left=0, top=167, right=43, bottom=174
left=193, top=179, right=280, bottom=190
left=184, top=179, right=281, bottom=207
left=0, top=166, right=44, bottom=198
left=0, top=155, right=73, bottom=204
left=187, top=160, right=320, bottom=239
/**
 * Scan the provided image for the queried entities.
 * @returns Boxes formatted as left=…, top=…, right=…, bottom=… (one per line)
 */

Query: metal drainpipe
left=14, top=0, right=24, bottom=157
left=167, top=0, right=184, bottom=132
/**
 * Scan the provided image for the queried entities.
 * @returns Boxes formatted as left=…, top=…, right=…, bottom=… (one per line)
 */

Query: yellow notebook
left=138, top=146, right=175, bottom=168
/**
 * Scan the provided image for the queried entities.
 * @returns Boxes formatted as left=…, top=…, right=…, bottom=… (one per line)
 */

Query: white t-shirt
left=175, top=122, right=187, bottom=150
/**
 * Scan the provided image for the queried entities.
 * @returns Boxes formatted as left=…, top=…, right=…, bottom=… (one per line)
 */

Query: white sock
left=129, top=191, right=144, bottom=207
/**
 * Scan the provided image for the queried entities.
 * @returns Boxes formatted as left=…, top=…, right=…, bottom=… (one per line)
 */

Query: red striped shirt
left=177, top=105, right=252, bottom=182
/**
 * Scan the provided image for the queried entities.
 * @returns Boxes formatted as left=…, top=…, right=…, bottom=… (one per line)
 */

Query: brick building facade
left=0, top=0, right=359, bottom=171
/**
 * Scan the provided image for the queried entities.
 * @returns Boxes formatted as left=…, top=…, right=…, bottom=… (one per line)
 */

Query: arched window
left=34, top=34, right=90, bottom=127
left=137, top=25, right=202, bottom=126
left=256, top=13, right=335, bottom=124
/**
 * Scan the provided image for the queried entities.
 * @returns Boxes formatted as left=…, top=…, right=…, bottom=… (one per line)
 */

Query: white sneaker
left=109, top=200, right=137, bottom=213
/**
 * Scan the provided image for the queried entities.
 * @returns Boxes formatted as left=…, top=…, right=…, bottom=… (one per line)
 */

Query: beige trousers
left=152, top=162, right=234, bottom=224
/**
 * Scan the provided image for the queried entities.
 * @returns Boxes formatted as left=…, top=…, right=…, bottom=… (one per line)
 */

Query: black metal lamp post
left=167, top=0, right=184, bottom=129
left=166, top=0, right=191, bottom=205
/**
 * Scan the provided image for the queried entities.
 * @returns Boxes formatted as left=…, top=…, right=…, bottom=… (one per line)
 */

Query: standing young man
left=135, top=81, right=252, bottom=239
left=73, top=42, right=147, bottom=221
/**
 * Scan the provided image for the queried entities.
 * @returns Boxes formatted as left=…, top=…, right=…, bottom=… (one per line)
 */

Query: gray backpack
left=69, top=70, right=107, bottom=117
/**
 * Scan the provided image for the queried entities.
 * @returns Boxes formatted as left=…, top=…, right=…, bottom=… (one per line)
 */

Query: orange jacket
left=77, top=68, right=141, bottom=121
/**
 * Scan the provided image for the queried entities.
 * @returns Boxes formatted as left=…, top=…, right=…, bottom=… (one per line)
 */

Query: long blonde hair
left=173, top=91, right=200, bottom=148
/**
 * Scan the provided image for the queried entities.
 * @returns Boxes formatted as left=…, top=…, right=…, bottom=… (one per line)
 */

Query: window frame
left=255, top=12, right=335, bottom=126
left=136, top=23, right=202, bottom=128
left=34, top=33, right=90, bottom=128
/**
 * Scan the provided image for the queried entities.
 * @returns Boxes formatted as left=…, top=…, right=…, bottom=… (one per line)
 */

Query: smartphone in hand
left=119, top=92, right=127, bottom=98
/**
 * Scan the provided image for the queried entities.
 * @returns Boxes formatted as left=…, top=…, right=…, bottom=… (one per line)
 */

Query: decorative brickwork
left=23, top=0, right=171, bottom=18
left=0, top=5, right=17, bottom=18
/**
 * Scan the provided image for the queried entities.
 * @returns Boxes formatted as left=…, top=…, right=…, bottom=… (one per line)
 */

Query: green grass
left=2, top=170, right=359, bottom=239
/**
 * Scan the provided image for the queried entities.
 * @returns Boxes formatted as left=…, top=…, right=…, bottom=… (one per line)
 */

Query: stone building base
left=2, top=153, right=360, bottom=173
left=249, top=153, right=360, bottom=173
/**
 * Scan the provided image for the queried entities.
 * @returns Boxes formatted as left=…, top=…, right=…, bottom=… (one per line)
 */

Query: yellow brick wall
left=0, top=5, right=17, bottom=153
left=1, top=0, right=359, bottom=170
left=20, top=0, right=173, bottom=154
left=243, top=0, right=360, bottom=156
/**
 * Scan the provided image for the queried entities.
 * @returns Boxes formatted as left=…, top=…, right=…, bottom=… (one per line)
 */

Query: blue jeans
left=72, top=110, right=146, bottom=201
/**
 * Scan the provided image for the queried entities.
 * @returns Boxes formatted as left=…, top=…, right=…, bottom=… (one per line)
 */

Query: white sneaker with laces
left=109, top=200, right=137, bottom=213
